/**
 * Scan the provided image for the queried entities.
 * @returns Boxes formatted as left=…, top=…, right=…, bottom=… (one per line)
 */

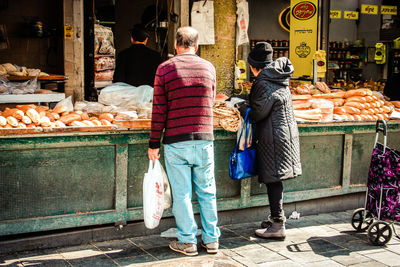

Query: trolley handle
left=374, top=120, right=387, bottom=154
left=375, top=120, right=387, bottom=136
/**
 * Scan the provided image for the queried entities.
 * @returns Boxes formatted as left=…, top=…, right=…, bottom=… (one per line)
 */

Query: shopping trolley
left=351, top=120, right=400, bottom=246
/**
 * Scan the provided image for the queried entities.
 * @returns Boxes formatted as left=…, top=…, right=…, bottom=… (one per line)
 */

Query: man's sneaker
left=169, top=240, right=198, bottom=256
left=201, top=241, right=219, bottom=254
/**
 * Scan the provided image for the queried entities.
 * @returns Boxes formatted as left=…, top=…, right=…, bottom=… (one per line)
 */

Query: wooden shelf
left=0, top=93, right=65, bottom=103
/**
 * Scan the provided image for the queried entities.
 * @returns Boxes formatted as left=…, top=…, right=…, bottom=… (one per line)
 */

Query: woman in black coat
left=238, top=42, right=302, bottom=240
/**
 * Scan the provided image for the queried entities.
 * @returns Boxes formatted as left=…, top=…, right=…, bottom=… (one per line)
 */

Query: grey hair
left=175, top=26, right=199, bottom=48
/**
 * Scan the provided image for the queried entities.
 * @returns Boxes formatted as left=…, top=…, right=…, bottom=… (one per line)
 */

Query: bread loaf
left=35, top=106, right=49, bottom=113
left=54, top=121, right=66, bottom=127
left=99, top=113, right=114, bottom=122
left=344, top=102, right=365, bottom=109
left=91, top=120, right=102, bottom=126
left=391, top=101, right=400, bottom=108
left=345, top=96, right=367, bottom=103
left=17, top=122, right=27, bottom=128
left=52, top=105, right=68, bottom=114
left=59, top=114, right=82, bottom=125
left=292, top=94, right=312, bottom=100
left=39, top=116, right=52, bottom=127
left=16, top=104, right=36, bottom=113
left=81, top=120, right=95, bottom=126
left=315, top=82, right=331, bottom=93
left=26, top=109, right=40, bottom=123
left=81, top=112, right=90, bottom=120
left=70, top=121, right=86, bottom=127
left=294, top=85, right=311, bottom=95
left=344, top=89, right=372, bottom=98
left=328, top=98, right=345, bottom=107
left=100, top=119, right=112, bottom=125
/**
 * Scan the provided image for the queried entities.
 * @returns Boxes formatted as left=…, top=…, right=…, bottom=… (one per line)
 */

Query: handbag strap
left=236, top=108, right=251, bottom=151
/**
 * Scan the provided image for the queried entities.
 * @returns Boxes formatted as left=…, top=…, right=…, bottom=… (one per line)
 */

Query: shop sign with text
left=344, top=11, right=359, bottom=20
left=381, top=5, right=397, bottom=15
left=290, top=0, right=318, bottom=77
left=330, top=10, right=341, bottom=19
left=361, top=4, right=378, bottom=15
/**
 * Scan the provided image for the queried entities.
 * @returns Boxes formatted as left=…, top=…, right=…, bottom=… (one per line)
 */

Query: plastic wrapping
left=95, top=70, right=114, bottom=81
left=94, top=24, right=115, bottom=55
left=98, top=83, right=153, bottom=108
left=94, top=57, right=115, bottom=71
left=54, top=96, right=74, bottom=112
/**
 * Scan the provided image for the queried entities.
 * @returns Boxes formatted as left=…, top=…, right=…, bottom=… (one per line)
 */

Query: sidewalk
left=1, top=210, right=400, bottom=267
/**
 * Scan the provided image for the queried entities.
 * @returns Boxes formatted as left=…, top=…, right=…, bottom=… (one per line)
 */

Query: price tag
left=381, top=5, right=397, bottom=15
left=361, top=4, right=378, bottom=15
left=344, top=11, right=359, bottom=20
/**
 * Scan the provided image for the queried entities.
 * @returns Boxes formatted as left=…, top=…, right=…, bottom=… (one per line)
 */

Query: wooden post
left=63, top=0, right=84, bottom=101
left=180, top=0, right=189, bottom=26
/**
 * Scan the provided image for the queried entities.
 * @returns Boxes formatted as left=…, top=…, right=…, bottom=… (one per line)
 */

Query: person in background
left=237, top=42, right=302, bottom=240
left=384, top=72, right=400, bottom=101
left=113, top=24, right=162, bottom=86
left=148, top=26, right=220, bottom=256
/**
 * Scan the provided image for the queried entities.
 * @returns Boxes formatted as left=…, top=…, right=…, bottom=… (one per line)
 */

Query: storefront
left=1, top=0, right=400, bottom=237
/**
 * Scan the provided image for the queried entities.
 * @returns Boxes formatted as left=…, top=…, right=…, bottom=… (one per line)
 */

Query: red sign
left=292, top=1, right=317, bottom=20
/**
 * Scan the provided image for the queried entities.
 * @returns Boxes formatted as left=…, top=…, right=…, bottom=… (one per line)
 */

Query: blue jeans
left=164, top=140, right=220, bottom=244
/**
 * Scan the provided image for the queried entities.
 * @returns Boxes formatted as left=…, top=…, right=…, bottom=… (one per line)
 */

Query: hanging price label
left=381, top=5, right=397, bottom=15
left=361, top=4, right=378, bottom=15
left=330, top=10, right=341, bottom=19
left=344, top=11, right=359, bottom=20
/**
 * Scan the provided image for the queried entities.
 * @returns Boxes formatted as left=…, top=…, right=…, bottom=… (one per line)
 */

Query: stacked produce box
left=94, top=24, right=115, bottom=83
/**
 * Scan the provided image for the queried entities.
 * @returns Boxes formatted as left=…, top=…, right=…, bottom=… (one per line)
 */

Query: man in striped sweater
left=148, top=26, right=220, bottom=256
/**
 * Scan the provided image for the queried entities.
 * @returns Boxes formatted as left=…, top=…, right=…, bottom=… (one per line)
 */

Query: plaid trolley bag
left=351, top=120, right=400, bottom=245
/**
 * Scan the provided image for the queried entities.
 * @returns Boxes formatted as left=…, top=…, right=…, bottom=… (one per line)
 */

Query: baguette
left=391, top=101, right=400, bottom=108
left=39, top=116, right=52, bottom=127
left=17, top=122, right=26, bottom=128
left=365, top=96, right=374, bottom=102
left=310, top=88, right=322, bottom=95
left=328, top=98, right=345, bottom=107
left=35, top=106, right=49, bottom=113
left=344, top=102, right=365, bottom=109
left=334, top=106, right=361, bottom=115
left=46, top=112, right=60, bottom=122
left=52, top=105, right=68, bottom=114
left=292, top=94, right=312, bottom=100
left=293, top=100, right=311, bottom=109
left=344, top=89, right=372, bottom=98
left=382, top=105, right=392, bottom=113
left=81, top=112, right=90, bottom=120
left=315, top=82, right=331, bottom=94
left=100, top=119, right=112, bottom=125
left=294, top=85, right=311, bottom=95
left=91, top=120, right=102, bottom=126
left=345, top=96, right=367, bottom=103
left=3, top=124, right=13, bottom=129
left=16, top=104, right=36, bottom=113
left=3, top=108, right=23, bottom=119
left=70, top=121, right=86, bottom=127
left=363, top=102, right=371, bottom=109
left=54, top=121, right=66, bottom=127
left=59, top=114, right=82, bottom=125
left=81, top=120, right=95, bottom=127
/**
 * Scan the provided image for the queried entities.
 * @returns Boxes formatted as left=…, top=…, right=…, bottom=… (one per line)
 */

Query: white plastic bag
left=236, top=0, right=249, bottom=46
left=55, top=96, right=74, bottom=112
left=143, top=160, right=170, bottom=229
left=98, top=82, right=153, bottom=108
left=191, top=1, right=215, bottom=45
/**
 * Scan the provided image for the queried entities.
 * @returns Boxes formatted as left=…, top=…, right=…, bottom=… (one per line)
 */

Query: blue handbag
left=229, top=108, right=257, bottom=180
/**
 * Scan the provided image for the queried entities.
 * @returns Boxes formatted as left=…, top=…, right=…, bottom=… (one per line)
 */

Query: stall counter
left=0, top=121, right=399, bottom=236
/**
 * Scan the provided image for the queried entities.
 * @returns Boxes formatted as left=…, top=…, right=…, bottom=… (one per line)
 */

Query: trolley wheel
left=351, top=208, right=373, bottom=232
left=367, top=221, right=392, bottom=246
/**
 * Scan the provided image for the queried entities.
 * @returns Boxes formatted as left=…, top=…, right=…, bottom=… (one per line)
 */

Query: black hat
left=248, top=42, right=273, bottom=69
left=130, top=24, right=149, bottom=42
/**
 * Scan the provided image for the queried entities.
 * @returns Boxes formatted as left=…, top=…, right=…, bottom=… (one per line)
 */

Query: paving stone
left=348, top=260, right=389, bottom=267
left=114, top=254, right=156, bottom=266
left=142, top=245, right=187, bottom=261
left=364, top=250, right=400, bottom=266
left=16, top=249, right=70, bottom=266
left=219, top=237, right=255, bottom=250
left=278, top=248, right=329, bottom=264
left=136, top=254, right=244, bottom=267
left=303, top=259, right=345, bottom=267
left=321, top=250, right=371, bottom=266
left=129, top=235, right=172, bottom=249
left=67, top=254, right=117, bottom=267
left=57, top=244, right=105, bottom=260
left=252, top=236, right=299, bottom=252
left=257, top=259, right=302, bottom=267
left=387, top=244, right=400, bottom=254
left=234, top=247, right=286, bottom=264
left=220, top=227, right=241, bottom=239
left=92, top=239, right=146, bottom=259
left=337, top=239, right=386, bottom=255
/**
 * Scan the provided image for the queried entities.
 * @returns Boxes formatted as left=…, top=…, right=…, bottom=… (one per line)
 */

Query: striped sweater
left=149, top=54, right=216, bottom=149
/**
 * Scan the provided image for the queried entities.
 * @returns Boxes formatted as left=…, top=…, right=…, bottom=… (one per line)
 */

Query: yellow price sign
left=381, top=5, right=397, bottom=15
left=64, top=25, right=73, bottom=40
left=330, top=10, right=341, bottom=19
left=361, top=4, right=378, bottom=15
left=344, top=11, right=359, bottom=20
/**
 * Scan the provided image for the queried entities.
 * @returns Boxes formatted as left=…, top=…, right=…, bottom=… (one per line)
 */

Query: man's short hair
left=130, top=24, right=149, bottom=42
left=175, top=27, right=198, bottom=48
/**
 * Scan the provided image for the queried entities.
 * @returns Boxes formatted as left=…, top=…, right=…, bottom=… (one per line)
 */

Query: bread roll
left=2, top=63, right=17, bottom=73
left=16, top=104, right=36, bottom=113
left=328, top=98, right=345, bottom=107
left=70, top=121, right=86, bottom=127
left=39, top=116, right=52, bottom=127
left=315, top=82, right=331, bottom=93
left=81, top=120, right=95, bottom=126
left=81, top=112, right=90, bottom=120
left=22, top=115, right=32, bottom=125
left=100, top=119, right=112, bottom=125
left=46, top=112, right=60, bottom=122
left=0, top=116, right=6, bottom=126
left=99, top=113, right=114, bottom=122
left=35, top=106, right=49, bottom=113
left=6, top=116, right=18, bottom=127
left=4, top=124, right=13, bottom=128
left=294, top=85, right=311, bottom=95
left=26, top=109, right=40, bottom=123
left=54, top=121, right=66, bottom=127
left=91, top=120, right=102, bottom=126
left=17, top=122, right=27, bottom=128
left=391, top=101, right=400, bottom=108
left=0, top=64, right=6, bottom=75
left=382, top=105, right=392, bottom=113
left=365, top=96, right=374, bottom=102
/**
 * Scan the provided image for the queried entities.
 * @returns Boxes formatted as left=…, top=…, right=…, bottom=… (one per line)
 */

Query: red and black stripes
left=149, top=54, right=216, bottom=149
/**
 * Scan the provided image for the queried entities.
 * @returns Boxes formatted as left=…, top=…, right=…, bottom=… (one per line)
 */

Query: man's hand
left=148, top=148, right=160, bottom=161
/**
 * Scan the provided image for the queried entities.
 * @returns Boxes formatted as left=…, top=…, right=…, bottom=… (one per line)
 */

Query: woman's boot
left=255, top=215, right=286, bottom=240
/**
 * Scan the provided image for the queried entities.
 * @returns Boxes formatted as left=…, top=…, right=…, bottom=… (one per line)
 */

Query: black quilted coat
left=238, top=57, right=302, bottom=184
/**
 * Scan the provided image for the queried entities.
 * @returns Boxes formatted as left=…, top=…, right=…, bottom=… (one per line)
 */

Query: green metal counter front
left=1, top=122, right=399, bottom=236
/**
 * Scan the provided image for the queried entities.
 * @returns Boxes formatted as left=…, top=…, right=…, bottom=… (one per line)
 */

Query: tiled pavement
left=1, top=210, right=400, bottom=266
